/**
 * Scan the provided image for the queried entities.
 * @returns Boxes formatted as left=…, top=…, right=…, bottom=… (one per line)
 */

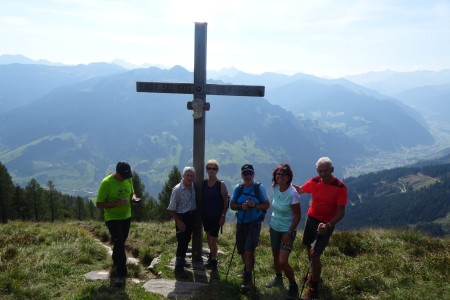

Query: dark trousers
left=106, top=218, right=131, bottom=277
left=175, top=210, right=196, bottom=259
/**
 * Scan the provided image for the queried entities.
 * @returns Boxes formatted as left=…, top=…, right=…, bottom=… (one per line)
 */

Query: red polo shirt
left=302, top=176, right=347, bottom=223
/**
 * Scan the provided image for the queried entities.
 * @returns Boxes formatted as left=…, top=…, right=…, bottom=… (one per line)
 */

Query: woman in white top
left=266, top=163, right=301, bottom=299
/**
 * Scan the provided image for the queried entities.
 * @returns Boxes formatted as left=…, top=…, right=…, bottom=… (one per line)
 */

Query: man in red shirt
left=294, top=157, right=347, bottom=300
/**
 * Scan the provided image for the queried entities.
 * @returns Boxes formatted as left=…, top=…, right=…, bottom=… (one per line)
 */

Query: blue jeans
left=105, top=218, right=131, bottom=277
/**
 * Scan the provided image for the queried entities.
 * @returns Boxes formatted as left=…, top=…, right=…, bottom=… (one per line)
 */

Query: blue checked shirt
left=167, top=181, right=196, bottom=213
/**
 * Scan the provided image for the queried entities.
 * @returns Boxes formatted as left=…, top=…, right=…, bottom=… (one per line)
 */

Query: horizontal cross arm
left=136, top=82, right=196, bottom=94
left=205, top=84, right=265, bottom=97
left=136, top=82, right=265, bottom=97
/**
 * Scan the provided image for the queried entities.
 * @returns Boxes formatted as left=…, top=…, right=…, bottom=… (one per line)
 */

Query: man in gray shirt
left=167, top=166, right=197, bottom=277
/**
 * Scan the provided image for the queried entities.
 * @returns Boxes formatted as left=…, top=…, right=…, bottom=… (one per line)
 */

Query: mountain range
left=1, top=55, right=450, bottom=199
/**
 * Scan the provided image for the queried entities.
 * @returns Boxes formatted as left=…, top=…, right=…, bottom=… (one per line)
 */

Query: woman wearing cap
left=96, top=161, right=138, bottom=287
left=265, top=163, right=301, bottom=299
left=230, top=163, right=270, bottom=293
left=201, top=159, right=229, bottom=273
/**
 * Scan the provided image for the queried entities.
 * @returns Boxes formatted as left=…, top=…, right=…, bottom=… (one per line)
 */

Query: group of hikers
left=96, top=157, right=347, bottom=299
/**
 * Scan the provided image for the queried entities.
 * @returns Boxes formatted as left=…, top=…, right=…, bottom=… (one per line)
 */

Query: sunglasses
left=276, top=173, right=287, bottom=177
left=242, top=170, right=254, bottom=176
left=206, top=167, right=218, bottom=171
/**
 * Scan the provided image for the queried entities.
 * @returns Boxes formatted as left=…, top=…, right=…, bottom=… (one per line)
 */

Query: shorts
left=236, top=222, right=262, bottom=254
left=302, top=216, right=334, bottom=255
left=270, top=227, right=296, bottom=252
left=202, top=216, right=221, bottom=237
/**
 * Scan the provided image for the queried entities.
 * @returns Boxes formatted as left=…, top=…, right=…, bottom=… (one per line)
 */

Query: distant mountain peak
left=0, top=54, right=63, bottom=66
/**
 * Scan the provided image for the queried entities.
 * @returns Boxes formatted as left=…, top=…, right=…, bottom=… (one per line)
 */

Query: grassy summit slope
left=1, top=221, right=449, bottom=299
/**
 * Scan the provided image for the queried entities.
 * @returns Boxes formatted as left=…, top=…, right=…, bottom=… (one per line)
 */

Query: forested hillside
left=341, top=162, right=450, bottom=236
left=2, top=156, right=449, bottom=238
left=0, top=161, right=180, bottom=224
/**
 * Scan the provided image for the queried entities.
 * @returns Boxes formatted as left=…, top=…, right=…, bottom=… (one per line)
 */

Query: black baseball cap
left=116, top=161, right=132, bottom=179
left=241, top=164, right=254, bottom=173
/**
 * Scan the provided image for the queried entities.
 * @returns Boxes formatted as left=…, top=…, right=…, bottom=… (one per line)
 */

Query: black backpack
left=236, top=181, right=267, bottom=221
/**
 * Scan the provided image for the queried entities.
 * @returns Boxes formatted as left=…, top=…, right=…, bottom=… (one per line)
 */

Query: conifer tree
left=25, top=178, right=42, bottom=222
left=157, top=166, right=181, bottom=221
left=0, top=162, right=14, bottom=224
left=12, top=185, right=24, bottom=220
left=47, top=180, right=57, bottom=222
left=75, top=196, right=85, bottom=220
left=132, top=172, right=145, bottom=221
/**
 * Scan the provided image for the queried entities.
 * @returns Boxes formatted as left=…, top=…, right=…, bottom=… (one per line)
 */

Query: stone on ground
left=143, top=279, right=208, bottom=298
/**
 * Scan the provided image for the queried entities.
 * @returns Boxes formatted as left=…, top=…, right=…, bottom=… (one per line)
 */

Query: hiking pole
left=250, top=209, right=256, bottom=288
left=226, top=209, right=246, bottom=281
left=300, top=238, right=319, bottom=296
left=225, top=235, right=237, bottom=281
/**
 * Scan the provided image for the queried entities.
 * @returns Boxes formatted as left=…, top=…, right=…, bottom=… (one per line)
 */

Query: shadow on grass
left=77, top=282, right=130, bottom=300
left=319, top=283, right=344, bottom=300
left=193, top=277, right=287, bottom=300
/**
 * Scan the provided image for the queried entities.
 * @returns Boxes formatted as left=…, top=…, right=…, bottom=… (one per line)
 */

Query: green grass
left=1, top=221, right=449, bottom=299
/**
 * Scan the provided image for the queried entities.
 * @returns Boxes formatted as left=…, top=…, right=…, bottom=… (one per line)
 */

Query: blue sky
left=1, top=0, right=449, bottom=77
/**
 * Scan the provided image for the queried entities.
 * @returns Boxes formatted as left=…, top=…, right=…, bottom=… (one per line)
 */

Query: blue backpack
left=236, top=182, right=266, bottom=221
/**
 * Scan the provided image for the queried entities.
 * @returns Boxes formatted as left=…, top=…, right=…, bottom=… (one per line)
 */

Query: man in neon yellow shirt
left=96, top=161, right=136, bottom=287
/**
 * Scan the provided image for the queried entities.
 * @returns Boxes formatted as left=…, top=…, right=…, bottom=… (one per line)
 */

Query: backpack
left=236, top=181, right=267, bottom=221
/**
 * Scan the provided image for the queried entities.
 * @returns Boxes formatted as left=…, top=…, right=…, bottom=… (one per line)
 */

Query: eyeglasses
left=242, top=170, right=254, bottom=176
left=206, top=167, right=218, bottom=171
left=276, top=173, right=286, bottom=177
left=317, top=168, right=331, bottom=173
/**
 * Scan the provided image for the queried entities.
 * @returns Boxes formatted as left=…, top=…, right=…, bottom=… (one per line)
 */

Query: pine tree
left=75, top=196, right=85, bottom=220
left=0, top=162, right=14, bottom=224
left=131, top=171, right=145, bottom=221
left=157, top=166, right=181, bottom=221
left=25, top=178, right=42, bottom=222
left=47, top=180, right=57, bottom=222
left=12, top=185, right=24, bottom=220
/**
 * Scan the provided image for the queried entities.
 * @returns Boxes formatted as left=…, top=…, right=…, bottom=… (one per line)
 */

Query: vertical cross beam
left=136, top=22, right=265, bottom=263
left=191, top=22, right=207, bottom=262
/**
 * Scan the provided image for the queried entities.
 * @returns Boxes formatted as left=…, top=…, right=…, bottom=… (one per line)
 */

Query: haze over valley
left=1, top=56, right=450, bottom=197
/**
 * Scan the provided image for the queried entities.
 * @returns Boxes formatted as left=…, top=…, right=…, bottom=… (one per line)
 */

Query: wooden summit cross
left=136, top=22, right=265, bottom=262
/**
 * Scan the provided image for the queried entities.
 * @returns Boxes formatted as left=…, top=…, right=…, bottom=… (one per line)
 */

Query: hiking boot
left=286, top=282, right=298, bottom=299
left=174, top=265, right=189, bottom=279
left=205, top=257, right=212, bottom=268
left=209, top=259, right=218, bottom=272
left=265, top=275, right=283, bottom=288
left=302, top=286, right=319, bottom=299
left=174, top=257, right=189, bottom=279
left=240, top=272, right=252, bottom=294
